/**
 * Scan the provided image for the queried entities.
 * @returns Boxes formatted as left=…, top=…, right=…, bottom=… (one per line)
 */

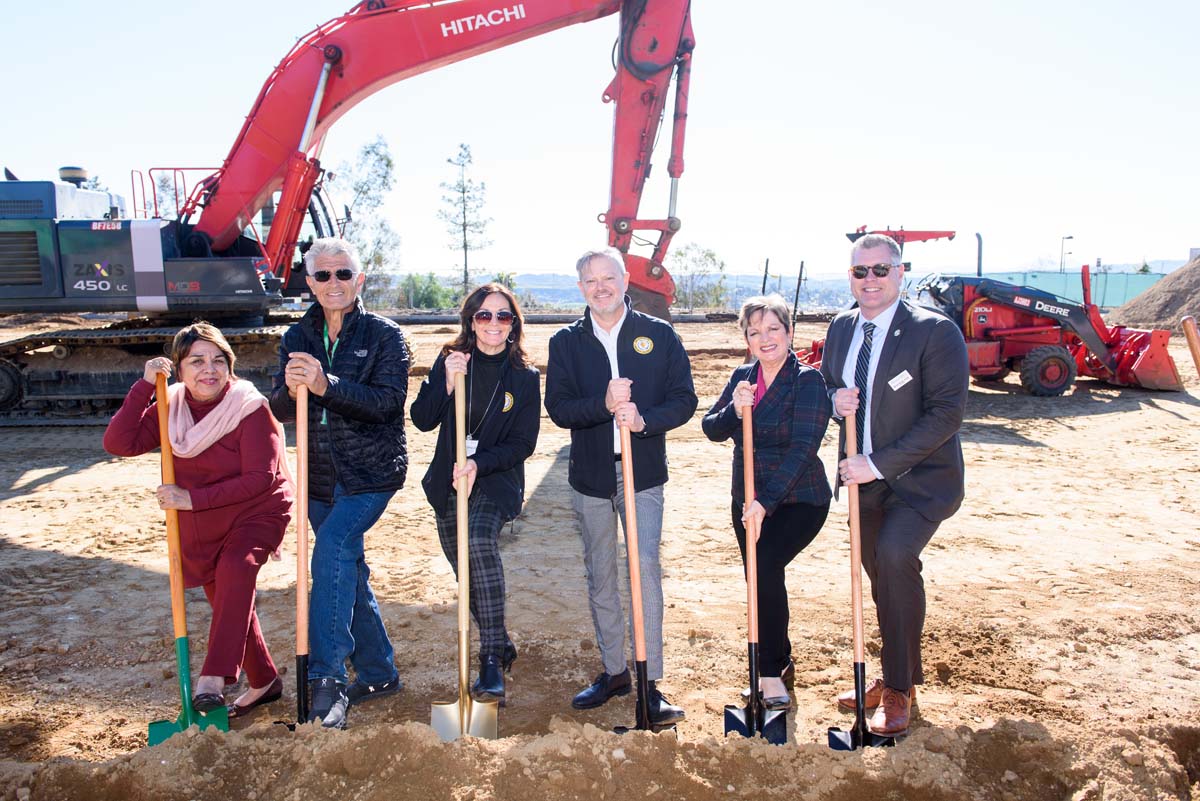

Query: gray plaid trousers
left=435, top=488, right=513, bottom=660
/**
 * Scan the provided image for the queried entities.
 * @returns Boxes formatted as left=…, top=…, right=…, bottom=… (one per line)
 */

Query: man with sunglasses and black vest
left=270, top=238, right=409, bottom=729
left=545, top=247, right=697, bottom=727
left=820, top=233, right=968, bottom=737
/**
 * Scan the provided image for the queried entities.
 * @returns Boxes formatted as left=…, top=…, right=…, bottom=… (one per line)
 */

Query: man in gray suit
left=820, top=233, right=969, bottom=735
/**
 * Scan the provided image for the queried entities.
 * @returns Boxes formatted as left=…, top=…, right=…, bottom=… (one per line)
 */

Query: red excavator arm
left=847, top=225, right=956, bottom=251
left=184, top=0, right=694, bottom=314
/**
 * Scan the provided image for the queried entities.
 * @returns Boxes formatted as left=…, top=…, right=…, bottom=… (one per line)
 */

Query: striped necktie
left=853, top=321, right=876, bottom=455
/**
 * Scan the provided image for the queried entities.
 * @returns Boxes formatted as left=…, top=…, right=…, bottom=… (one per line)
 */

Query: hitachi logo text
left=441, top=4, right=525, bottom=37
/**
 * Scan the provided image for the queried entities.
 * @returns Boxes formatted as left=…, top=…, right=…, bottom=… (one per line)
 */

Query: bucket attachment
left=1103, top=327, right=1184, bottom=391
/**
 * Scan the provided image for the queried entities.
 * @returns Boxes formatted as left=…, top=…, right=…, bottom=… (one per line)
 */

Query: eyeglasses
left=850, top=263, right=900, bottom=279
left=311, top=268, right=357, bottom=282
left=473, top=309, right=515, bottom=325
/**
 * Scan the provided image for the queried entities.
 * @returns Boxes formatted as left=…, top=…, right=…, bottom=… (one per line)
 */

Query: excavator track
left=0, top=323, right=288, bottom=426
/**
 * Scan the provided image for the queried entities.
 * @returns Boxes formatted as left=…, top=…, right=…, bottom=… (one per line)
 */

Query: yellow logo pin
left=502, top=392, right=514, bottom=412
left=633, top=336, right=654, bottom=355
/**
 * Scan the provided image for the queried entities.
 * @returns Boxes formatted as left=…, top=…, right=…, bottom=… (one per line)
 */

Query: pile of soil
left=1107, top=257, right=1200, bottom=331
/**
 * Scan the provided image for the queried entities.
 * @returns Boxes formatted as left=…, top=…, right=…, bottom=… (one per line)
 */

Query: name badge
left=888, top=370, right=913, bottom=391
left=465, top=437, right=478, bottom=457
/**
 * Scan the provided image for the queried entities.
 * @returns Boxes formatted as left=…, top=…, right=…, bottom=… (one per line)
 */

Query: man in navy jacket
left=545, top=248, right=697, bottom=727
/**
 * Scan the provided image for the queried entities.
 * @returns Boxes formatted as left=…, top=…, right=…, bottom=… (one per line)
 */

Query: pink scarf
left=168, top=379, right=271, bottom=458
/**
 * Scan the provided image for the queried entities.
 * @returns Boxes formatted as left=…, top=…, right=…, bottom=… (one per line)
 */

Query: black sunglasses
left=473, top=309, right=515, bottom=325
left=311, top=268, right=357, bottom=282
left=850, top=263, right=900, bottom=279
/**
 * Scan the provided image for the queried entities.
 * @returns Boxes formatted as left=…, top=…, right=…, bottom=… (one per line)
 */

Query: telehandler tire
left=1019, top=345, right=1076, bottom=396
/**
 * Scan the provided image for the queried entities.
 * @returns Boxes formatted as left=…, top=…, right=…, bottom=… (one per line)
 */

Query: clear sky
left=5, top=1, right=1197, bottom=279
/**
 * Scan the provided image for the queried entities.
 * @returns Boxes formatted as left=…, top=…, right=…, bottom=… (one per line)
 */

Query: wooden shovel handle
left=454, top=372, right=471, bottom=704
left=742, top=409, right=759, bottom=644
left=845, top=414, right=865, bottom=664
left=154, top=374, right=188, bottom=641
left=620, top=426, right=647, bottom=663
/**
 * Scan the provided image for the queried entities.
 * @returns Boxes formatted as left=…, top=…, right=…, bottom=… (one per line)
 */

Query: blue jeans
left=308, top=484, right=398, bottom=685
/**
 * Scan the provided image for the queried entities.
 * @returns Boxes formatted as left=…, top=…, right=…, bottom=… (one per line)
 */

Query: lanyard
left=466, top=356, right=501, bottom=440
left=319, top=322, right=340, bottom=425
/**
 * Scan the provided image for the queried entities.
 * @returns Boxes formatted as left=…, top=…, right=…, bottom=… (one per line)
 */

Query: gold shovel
left=431, top=371, right=499, bottom=741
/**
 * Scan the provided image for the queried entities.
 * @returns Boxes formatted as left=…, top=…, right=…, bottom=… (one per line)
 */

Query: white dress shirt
left=840, top=299, right=901, bottom=479
left=592, top=306, right=627, bottom=454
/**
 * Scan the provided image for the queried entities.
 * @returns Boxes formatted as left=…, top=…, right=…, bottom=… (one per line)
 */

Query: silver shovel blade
left=431, top=698, right=499, bottom=742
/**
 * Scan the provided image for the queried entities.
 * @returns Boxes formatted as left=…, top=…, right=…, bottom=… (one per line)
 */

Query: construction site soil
left=2, top=315, right=1200, bottom=801
left=1109, top=256, right=1200, bottom=332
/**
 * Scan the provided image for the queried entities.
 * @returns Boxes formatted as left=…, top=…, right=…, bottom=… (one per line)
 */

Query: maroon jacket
left=104, top=380, right=292, bottom=587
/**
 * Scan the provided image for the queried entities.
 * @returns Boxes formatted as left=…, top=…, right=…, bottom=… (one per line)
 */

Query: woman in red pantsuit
left=104, top=322, right=292, bottom=718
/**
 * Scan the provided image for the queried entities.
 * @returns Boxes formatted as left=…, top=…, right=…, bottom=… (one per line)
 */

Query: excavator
left=0, top=0, right=694, bottom=422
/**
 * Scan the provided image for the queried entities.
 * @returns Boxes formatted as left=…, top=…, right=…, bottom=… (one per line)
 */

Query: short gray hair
left=304, top=237, right=362, bottom=275
left=738, top=293, right=792, bottom=335
left=574, top=247, right=626, bottom=278
left=850, top=233, right=902, bottom=265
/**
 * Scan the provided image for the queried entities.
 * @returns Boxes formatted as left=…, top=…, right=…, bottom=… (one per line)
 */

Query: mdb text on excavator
left=0, top=0, right=694, bottom=422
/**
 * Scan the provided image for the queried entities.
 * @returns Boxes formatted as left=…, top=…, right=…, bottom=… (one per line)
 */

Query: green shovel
left=148, top=373, right=229, bottom=746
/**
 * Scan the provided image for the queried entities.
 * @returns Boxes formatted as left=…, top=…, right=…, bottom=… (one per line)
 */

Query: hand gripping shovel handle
left=827, top=413, right=891, bottom=750
left=148, top=374, right=227, bottom=744
left=295, top=385, right=310, bottom=724
left=619, top=425, right=654, bottom=732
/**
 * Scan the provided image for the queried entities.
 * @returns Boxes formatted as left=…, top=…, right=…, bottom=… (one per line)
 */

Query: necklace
left=466, top=354, right=502, bottom=440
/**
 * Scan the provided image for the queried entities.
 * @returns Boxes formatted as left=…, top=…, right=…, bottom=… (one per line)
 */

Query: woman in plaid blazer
left=701, top=294, right=832, bottom=710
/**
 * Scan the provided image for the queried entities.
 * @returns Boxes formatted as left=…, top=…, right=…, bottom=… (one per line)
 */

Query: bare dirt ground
left=2, top=318, right=1200, bottom=800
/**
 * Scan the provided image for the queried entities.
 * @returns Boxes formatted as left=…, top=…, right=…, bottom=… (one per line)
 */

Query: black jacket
left=545, top=299, right=697, bottom=498
left=269, top=299, right=409, bottom=502
left=410, top=351, right=541, bottom=521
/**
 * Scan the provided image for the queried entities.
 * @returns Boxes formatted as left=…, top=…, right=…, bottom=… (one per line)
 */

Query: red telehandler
left=796, top=265, right=1183, bottom=396
left=0, top=0, right=694, bottom=422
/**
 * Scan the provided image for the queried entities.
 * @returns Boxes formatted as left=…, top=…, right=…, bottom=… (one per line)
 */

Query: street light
left=1059, top=235, right=1074, bottom=273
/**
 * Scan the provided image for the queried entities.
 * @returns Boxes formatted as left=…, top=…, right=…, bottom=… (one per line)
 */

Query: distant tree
left=670, top=243, right=730, bottom=310
left=1138, top=261, right=1151, bottom=274
left=438, top=144, right=492, bottom=298
left=493, top=271, right=518, bottom=291
left=154, top=174, right=180, bottom=219
left=333, top=136, right=403, bottom=309
left=81, top=175, right=108, bottom=192
left=400, top=272, right=453, bottom=309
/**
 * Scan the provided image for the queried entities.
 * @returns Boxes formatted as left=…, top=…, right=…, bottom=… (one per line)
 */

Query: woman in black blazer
left=410, top=283, right=540, bottom=703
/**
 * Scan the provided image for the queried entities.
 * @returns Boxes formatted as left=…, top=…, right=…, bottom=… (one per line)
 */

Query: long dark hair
left=441, top=283, right=531, bottom=368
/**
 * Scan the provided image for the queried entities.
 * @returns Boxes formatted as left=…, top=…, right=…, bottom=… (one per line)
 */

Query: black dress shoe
left=502, top=642, right=518, bottom=673
left=191, top=693, right=226, bottom=713
left=647, top=681, right=685, bottom=726
left=472, top=655, right=506, bottom=704
left=571, top=669, right=631, bottom=709
left=227, top=676, right=284, bottom=719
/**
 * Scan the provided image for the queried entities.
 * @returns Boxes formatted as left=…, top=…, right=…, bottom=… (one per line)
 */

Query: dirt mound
left=0, top=313, right=94, bottom=331
left=1107, top=257, right=1200, bottom=331
left=2, top=718, right=1189, bottom=801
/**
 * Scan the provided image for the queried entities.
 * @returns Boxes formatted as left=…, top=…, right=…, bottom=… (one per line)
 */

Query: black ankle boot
left=472, top=655, right=505, bottom=704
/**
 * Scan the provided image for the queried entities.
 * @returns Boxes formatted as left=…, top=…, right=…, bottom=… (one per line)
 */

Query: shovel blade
left=431, top=698, right=499, bottom=742
left=148, top=705, right=229, bottom=747
left=827, top=724, right=897, bottom=751
left=723, top=704, right=754, bottom=738
left=724, top=703, right=787, bottom=745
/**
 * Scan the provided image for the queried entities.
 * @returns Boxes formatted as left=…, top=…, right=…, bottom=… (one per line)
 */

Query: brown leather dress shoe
left=868, top=686, right=912, bottom=736
left=836, top=678, right=916, bottom=711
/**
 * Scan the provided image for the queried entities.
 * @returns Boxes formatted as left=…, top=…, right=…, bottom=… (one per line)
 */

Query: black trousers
left=731, top=499, right=829, bottom=676
left=856, top=481, right=940, bottom=692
